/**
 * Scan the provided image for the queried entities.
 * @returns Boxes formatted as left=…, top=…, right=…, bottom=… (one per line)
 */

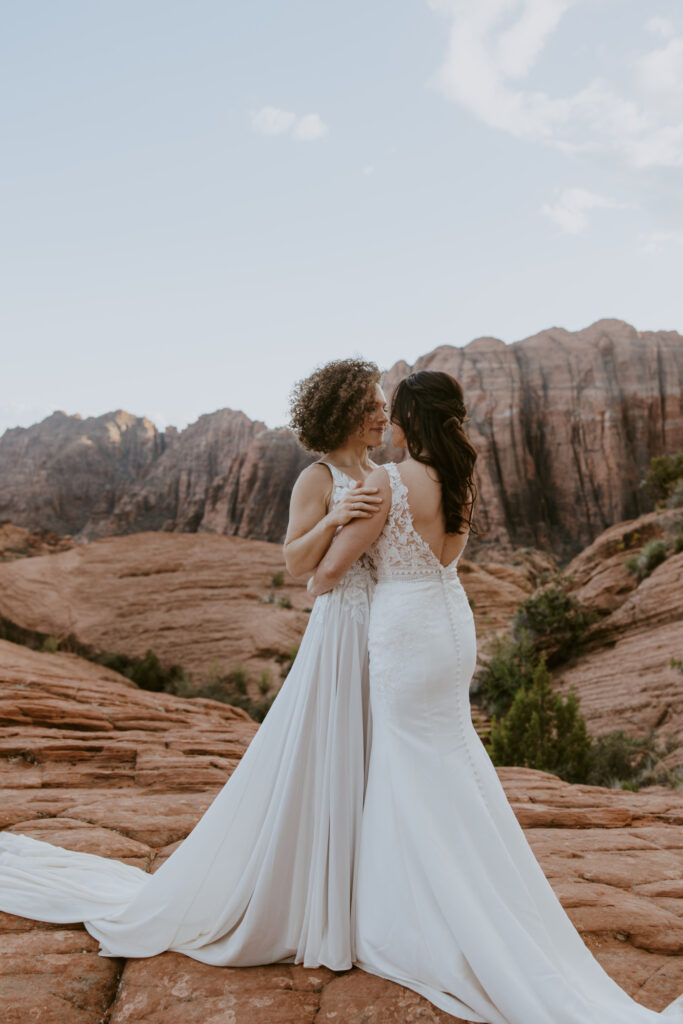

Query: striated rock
left=381, top=319, right=683, bottom=562
left=552, top=509, right=683, bottom=766
left=0, top=410, right=162, bottom=538
left=0, top=407, right=313, bottom=545
left=0, top=522, right=74, bottom=562
left=1, top=643, right=683, bottom=1020
left=0, top=531, right=536, bottom=700
left=0, top=531, right=310, bottom=690
left=1, top=321, right=682, bottom=558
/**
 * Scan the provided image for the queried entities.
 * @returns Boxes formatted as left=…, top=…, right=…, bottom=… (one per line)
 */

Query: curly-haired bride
left=0, top=357, right=388, bottom=972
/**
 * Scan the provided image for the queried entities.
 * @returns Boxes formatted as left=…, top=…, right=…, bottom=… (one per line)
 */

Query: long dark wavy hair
left=391, top=370, right=480, bottom=536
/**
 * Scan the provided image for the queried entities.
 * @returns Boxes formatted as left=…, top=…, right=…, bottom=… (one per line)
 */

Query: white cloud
left=646, top=16, right=675, bottom=39
left=251, top=106, right=296, bottom=136
left=640, top=229, right=683, bottom=253
left=541, top=187, right=624, bottom=235
left=292, top=113, right=328, bottom=141
left=428, top=0, right=683, bottom=168
left=251, top=107, right=328, bottom=141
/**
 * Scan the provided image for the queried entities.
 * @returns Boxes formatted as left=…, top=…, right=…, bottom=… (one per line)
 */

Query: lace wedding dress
left=0, top=461, right=373, bottom=971
left=353, top=462, right=683, bottom=1024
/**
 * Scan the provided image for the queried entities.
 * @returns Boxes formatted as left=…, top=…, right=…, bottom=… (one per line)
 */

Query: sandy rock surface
left=554, top=510, right=683, bottom=766
left=0, top=531, right=536, bottom=699
left=1, top=640, right=682, bottom=1021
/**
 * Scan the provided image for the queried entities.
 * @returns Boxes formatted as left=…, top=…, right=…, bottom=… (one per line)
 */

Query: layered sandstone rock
left=1, top=641, right=682, bottom=1021
left=0, top=531, right=540, bottom=702
left=1, top=321, right=681, bottom=560
left=0, top=522, right=74, bottom=562
left=381, top=319, right=683, bottom=562
left=553, top=507, right=683, bottom=768
left=0, top=408, right=313, bottom=546
left=0, top=532, right=310, bottom=692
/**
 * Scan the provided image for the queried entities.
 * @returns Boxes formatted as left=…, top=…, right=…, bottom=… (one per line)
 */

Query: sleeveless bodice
left=309, top=460, right=375, bottom=625
left=369, top=462, right=467, bottom=583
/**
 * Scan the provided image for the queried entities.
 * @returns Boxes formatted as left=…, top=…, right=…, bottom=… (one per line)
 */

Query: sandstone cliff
left=1, top=640, right=682, bottom=1021
left=0, top=408, right=314, bottom=545
left=381, top=319, right=683, bottom=562
left=1, top=320, right=681, bottom=561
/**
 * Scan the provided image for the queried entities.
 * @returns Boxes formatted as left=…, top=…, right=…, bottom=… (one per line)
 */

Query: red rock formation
left=1, top=640, right=682, bottom=1021
left=1, top=320, right=681, bottom=558
left=381, top=319, right=683, bottom=562
left=0, top=532, right=310, bottom=693
left=553, top=507, right=683, bottom=768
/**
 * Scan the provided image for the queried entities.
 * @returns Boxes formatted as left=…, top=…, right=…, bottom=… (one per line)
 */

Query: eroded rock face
left=381, top=319, right=683, bottom=562
left=553, top=507, right=683, bottom=768
left=0, top=532, right=310, bottom=690
left=0, top=642, right=681, bottom=1021
left=1, top=321, right=681, bottom=558
left=0, top=408, right=313, bottom=545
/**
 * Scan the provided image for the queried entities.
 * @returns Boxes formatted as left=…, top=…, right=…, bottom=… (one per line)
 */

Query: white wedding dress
left=353, top=462, right=683, bottom=1024
left=0, top=460, right=373, bottom=971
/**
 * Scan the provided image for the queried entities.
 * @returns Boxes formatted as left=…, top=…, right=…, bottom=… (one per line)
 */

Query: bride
left=309, top=369, right=683, bottom=1023
left=0, top=356, right=388, bottom=972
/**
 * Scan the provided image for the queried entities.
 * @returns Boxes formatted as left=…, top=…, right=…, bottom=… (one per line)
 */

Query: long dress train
left=353, top=462, right=683, bottom=1023
left=0, top=461, right=373, bottom=971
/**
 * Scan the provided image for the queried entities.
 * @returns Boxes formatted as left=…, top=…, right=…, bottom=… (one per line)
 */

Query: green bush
left=625, top=539, right=668, bottom=582
left=667, top=480, right=683, bottom=509
left=474, top=629, right=538, bottom=717
left=586, top=729, right=680, bottom=789
left=645, top=451, right=683, bottom=504
left=277, top=594, right=292, bottom=609
left=258, top=669, right=272, bottom=694
left=674, top=534, right=683, bottom=554
left=271, top=571, right=285, bottom=588
left=512, top=586, right=596, bottom=665
left=41, top=635, right=59, bottom=653
left=487, top=658, right=592, bottom=784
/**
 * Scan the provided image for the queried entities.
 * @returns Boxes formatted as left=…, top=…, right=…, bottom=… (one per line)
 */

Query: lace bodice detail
left=369, top=463, right=467, bottom=582
left=308, top=461, right=375, bottom=625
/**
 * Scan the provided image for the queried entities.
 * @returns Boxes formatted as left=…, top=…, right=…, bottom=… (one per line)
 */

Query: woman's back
left=397, top=460, right=469, bottom=569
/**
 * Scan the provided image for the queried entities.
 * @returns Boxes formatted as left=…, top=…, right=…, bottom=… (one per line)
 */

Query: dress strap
left=382, top=462, right=409, bottom=513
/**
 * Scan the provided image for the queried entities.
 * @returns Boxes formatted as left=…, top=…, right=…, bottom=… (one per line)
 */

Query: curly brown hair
left=289, top=358, right=381, bottom=453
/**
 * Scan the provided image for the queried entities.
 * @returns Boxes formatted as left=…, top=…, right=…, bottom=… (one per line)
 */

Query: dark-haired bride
left=0, top=357, right=388, bottom=972
left=308, top=370, right=683, bottom=1023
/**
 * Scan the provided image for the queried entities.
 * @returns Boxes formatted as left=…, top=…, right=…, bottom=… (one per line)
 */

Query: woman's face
left=357, top=383, right=389, bottom=447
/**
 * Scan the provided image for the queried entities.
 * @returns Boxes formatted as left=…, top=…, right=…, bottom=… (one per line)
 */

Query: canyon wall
left=1, top=319, right=681, bottom=561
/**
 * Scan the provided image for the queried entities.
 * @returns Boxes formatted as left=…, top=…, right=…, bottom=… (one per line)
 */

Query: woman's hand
left=327, top=481, right=383, bottom=528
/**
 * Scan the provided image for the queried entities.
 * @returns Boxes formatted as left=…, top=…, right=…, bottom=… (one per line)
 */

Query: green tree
left=512, top=586, right=596, bottom=665
left=487, top=657, right=591, bottom=783
left=645, top=451, right=683, bottom=504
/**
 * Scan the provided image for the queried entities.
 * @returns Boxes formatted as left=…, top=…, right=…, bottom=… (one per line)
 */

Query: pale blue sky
left=2, top=0, right=682, bottom=434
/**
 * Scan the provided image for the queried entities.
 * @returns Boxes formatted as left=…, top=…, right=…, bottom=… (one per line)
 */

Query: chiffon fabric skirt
left=354, top=573, right=683, bottom=1024
left=0, top=573, right=373, bottom=971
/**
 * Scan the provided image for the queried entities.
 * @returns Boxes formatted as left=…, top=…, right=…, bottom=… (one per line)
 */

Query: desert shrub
left=41, top=635, right=59, bottom=653
left=674, top=534, right=683, bottom=554
left=229, top=665, right=248, bottom=695
left=670, top=656, right=683, bottom=674
left=586, top=729, right=680, bottom=789
left=511, top=586, right=596, bottom=665
left=474, top=629, right=538, bottom=717
left=258, top=669, right=272, bottom=694
left=277, top=594, right=292, bottom=609
left=625, top=539, right=668, bottom=582
left=487, top=658, right=591, bottom=784
left=645, top=451, right=683, bottom=504
left=271, top=571, right=285, bottom=588
left=667, top=480, right=683, bottom=509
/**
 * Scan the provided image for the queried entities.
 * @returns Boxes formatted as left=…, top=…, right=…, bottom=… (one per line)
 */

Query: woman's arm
left=283, top=464, right=383, bottom=579
left=308, top=468, right=391, bottom=596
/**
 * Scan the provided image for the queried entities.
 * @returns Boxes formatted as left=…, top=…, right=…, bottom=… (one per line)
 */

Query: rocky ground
left=556, top=508, right=683, bottom=769
left=1, top=639, right=682, bottom=1021
left=0, top=530, right=542, bottom=700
